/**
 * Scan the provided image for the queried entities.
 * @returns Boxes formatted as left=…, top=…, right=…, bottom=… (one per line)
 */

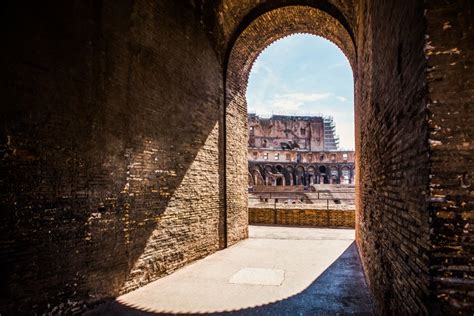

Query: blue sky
left=246, top=34, right=354, bottom=150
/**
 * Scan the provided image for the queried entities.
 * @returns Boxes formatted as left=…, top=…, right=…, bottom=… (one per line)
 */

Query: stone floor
left=87, top=225, right=373, bottom=315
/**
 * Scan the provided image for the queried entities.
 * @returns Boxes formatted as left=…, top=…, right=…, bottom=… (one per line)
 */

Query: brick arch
left=275, top=164, right=285, bottom=171
left=263, top=164, right=274, bottom=172
left=319, top=165, right=328, bottom=174
left=226, top=5, right=356, bottom=94
left=217, top=0, right=357, bottom=59
left=295, top=165, right=307, bottom=173
left=250, top=168, right=264, bottom=186
left=224, top=4, right=356, bottom=245
left=307, top=165, right=317, bottom=174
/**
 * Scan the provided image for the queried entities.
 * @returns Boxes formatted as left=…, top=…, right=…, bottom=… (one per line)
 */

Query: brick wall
left=249, top=208, right=355, bottom=228
left=1, top=1, right=472, bottom=314
left=354, top=0, right=432, bottom=314
left=425, top=1, right=474, bottom=313
left=225, top=81, right=249, bottom=246
left=354, top=1, right=473, bottom=314
left=0, top=1, right=225, bottom=313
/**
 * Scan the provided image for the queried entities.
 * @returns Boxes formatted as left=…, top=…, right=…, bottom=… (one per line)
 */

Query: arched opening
left=293, top=166, right=305, bottom=186
left=3, top=1, right=471, bottom=314
left=225, top=5, right=356, bottom=246
left=341, top=166, right=351, bottom=184
left=263, top=164, right=273, bottom=186
left=307, top=166, right=316, bottom=186
left=330, top=166, right=339, bottom=184
left=251, top=168, right=264, bottom=186
left=286, top=165, right=295, bottom=186
left=318, top=165, right=329, bottom=184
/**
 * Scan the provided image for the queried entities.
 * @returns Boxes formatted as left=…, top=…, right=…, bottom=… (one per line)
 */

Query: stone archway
left=307, top=165, right=316, bottom=185
left=286, top=165, right=295, bottom=185
left=1, top=1, right=471, bottom=314
left=224, top=4, right=356, bottom=246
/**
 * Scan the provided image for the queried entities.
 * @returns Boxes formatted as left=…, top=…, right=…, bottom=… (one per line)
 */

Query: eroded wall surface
left=355, top=1, right=473, bottom=314
left=355, top=0, right=432, bottom=314
left=425, top=1, right=474, bottom=313
left=0, top=1, right=224, bottom=313
left=1, top=0, right=472, bottom=314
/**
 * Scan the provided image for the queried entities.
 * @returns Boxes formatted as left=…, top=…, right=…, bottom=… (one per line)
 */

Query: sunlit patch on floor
left=93, top=226, right=366, bottom=314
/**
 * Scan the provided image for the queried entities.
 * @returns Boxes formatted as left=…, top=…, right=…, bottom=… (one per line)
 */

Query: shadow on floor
left=87, top=241, right=373, bottom=315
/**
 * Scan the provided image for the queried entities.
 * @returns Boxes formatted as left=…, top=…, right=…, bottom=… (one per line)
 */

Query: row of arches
left=248, top=163, right=355, bottom=187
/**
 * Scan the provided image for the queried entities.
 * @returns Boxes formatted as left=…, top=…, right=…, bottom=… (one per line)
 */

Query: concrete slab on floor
left=229, top=267, right=285, bottom=286
left=88, top=225, right=373, bottom=315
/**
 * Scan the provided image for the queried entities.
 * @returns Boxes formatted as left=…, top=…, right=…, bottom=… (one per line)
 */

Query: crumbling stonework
left=354, top=1, right=431, bottom=314
left=247, top=114, right=355, bottom=186
left=425, top=1, right=474, bottom=311
left=0, top=0, right=472, bottom=315
left=249, top=160, right=355, bottom=186
left=249, top=114, right=340, bottom=151
left=0, top=1, right=224, bottom=313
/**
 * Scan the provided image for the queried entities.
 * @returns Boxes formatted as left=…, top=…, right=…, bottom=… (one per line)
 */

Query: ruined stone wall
left=248, top=115, right=324, bottom=150
left=425, top=1, right=474, bottom=313
left=1, top=1, right=472, bottom=314
left=0, top=1, right=224, bottom=314
left=355, top=0, right=432, bottom=314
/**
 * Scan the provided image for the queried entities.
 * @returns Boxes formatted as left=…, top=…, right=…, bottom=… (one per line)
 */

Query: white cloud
left=247, top=63, right=282, bottom=106
left=277, top=92, right=332, bottom=102
left=327, top=61, right=348, bottom=69
left=271, top=98, right=301, bottom=113
left=245, top=34, right=355, bottom=148
left=249, top=92, right=332, bottom=116
left=336, top=96, right=348, bottom=102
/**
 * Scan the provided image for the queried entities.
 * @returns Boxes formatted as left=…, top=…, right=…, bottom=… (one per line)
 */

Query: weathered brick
left=1, top=1, right=472, bottom=315
left=0, top=1, right=224, bottom=314
left=249, top=208, right=354, bottom=227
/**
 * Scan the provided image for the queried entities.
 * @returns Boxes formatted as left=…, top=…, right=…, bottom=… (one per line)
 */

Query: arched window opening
left=226, top=4, right=357, bottom=249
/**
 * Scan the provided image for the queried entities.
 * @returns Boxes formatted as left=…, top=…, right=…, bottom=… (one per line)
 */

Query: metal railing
left=248, top=195, right=355, bottom=226
left=248, top=193, right=355, bottom=211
